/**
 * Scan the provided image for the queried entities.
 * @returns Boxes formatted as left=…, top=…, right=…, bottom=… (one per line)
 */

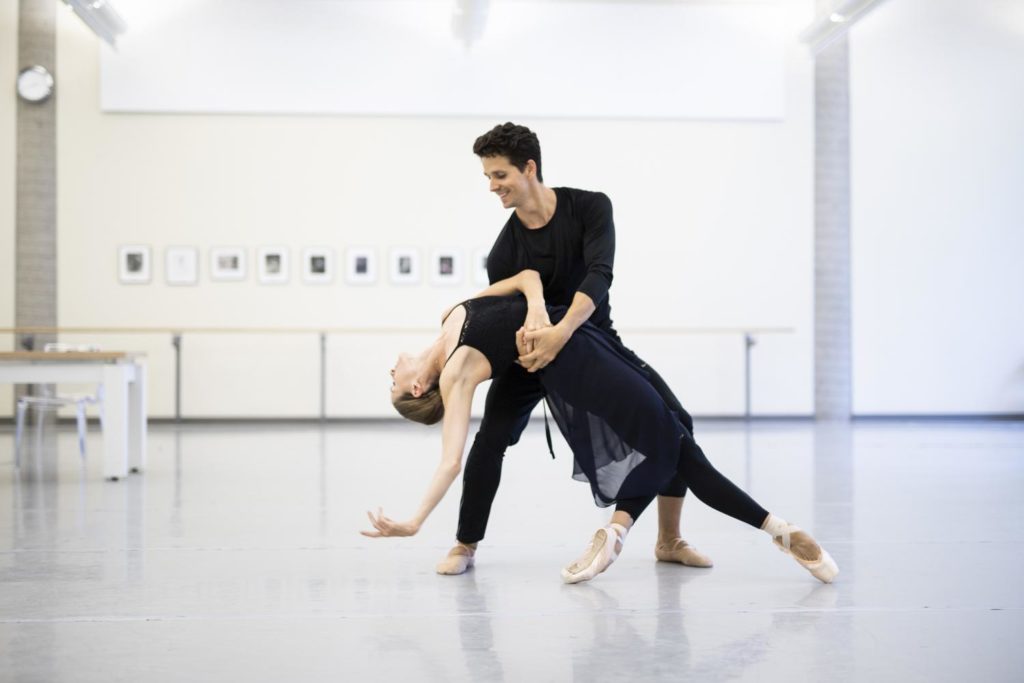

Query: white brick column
left=814, top=27, right=852, bottom=419
left=16, top=0, right=57, bottom=399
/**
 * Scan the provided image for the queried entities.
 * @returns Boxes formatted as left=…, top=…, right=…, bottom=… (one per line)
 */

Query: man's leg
left=437, top=367, right=544, bottom=575
left=620, top=351, right=713, bottom=567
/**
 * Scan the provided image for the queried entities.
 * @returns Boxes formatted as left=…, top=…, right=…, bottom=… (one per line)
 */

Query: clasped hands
left=516, top=304, right=569, bottom=372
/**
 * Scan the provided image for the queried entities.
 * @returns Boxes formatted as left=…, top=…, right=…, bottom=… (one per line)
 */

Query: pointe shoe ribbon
left=769, top=521, right=839, bottom=584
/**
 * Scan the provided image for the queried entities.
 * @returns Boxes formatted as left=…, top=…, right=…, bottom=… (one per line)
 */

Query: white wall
left=1, top=1, right=16, bottom=418
left=850, top=0, right=1024, bottom=415
left=101, top=0, right=788, bottom=120
left=35, top=1, right=816, bottom=419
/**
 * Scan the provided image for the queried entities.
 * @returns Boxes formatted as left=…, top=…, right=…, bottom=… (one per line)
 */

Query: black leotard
left=444, top=296, right=526, bottom=378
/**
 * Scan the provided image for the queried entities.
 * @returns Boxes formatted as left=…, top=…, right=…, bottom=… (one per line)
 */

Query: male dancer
left=437, top=122, right=713, bottom=575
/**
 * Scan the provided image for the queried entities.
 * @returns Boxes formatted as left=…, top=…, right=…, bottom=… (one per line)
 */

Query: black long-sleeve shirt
left=485, top=186, right=617, bottom=335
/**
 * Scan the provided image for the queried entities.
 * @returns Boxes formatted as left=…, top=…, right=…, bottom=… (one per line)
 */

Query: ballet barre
left=4, top=325, right=793, bottom=421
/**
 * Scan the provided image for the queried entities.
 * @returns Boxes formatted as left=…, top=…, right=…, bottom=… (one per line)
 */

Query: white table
left=0, top=352, right=146, bottom=480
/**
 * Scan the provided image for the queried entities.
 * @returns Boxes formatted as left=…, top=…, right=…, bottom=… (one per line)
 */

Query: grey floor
left=1, top=419, right=1022, bottom=682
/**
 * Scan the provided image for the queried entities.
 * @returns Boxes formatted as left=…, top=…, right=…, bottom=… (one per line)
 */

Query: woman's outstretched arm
left=362, top=358, right=482, bottom=538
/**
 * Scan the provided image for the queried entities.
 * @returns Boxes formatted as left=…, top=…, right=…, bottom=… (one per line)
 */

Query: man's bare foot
left=436, top=544, right=475, bottom=575
left=655, top=538, right=713, bottom=568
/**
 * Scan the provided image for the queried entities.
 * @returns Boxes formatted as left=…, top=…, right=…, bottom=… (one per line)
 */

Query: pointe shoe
left=770, top=523, right=839, bottom=584
left=436, top=544, right=475, bottom=575
left=561, top=523, right=627, bottom=584
left=655, top=538, right=714, bottom=568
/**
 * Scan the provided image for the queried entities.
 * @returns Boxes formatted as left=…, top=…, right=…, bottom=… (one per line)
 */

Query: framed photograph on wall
left=431, top=249, right=463, bottom=286
left=302, top=247, right=334, bottom=284
left=472, top=247, right=490, bottom=287
left=118, top=245, right=151, bottom=284
left=389, top=248, right=420, bottom=285
left=257, top=246, right=289, bottom=284
left=165, top=246, right=199, bottom=285
left=345, top=247, right=377, bottom=285
left=210, top=247, right=247, bottom=281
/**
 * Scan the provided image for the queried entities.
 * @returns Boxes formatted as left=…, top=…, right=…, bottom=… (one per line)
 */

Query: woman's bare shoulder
left=440, top=346, right=490, bottom=394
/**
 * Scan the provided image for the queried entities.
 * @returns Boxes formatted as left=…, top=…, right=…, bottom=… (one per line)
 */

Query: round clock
left=17, top=66, right=54, bottom=103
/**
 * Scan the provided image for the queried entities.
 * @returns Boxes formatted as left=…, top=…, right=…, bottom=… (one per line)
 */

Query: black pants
left=455, top=348, right=693, bottom=544
left=615, top=434, right=769, bottom=529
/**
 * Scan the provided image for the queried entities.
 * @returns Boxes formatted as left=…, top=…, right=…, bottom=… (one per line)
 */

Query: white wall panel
left=100, top=0, right=787, bottom=120
left=850, top=0, right=1024, bottom=414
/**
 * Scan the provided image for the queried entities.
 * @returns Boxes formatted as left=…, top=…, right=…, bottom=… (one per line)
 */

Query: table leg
left=102, top=365, right=130, bottom=481
left=128, top=362, right=147, bottom=474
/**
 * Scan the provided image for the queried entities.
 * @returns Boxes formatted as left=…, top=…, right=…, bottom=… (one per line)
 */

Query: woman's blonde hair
left=392, top=387, right=445, bottom=425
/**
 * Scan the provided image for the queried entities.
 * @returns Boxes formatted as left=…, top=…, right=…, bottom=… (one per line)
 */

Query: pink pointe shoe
left=561, top=523, right=628, bottom=584
left=766, top=516, right=839, bottom=584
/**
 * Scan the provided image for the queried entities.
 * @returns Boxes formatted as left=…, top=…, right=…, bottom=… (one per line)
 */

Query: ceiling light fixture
left=801, top=0, right=889, bottom=53
left=62, top=0, right=126, bottom=47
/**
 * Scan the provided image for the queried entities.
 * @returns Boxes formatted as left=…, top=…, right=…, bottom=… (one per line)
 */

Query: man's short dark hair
left=473, top=122, right=543, bottom=183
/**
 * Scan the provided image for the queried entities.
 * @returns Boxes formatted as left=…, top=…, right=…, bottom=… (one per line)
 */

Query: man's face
left=481, top=155, right=531, bottom=210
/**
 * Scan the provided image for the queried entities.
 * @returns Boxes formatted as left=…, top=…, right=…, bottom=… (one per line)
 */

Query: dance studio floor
left=1, top=418, right=1021, bottom=682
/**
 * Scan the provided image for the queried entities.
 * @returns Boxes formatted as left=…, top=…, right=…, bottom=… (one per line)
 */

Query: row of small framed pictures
left=118, top=245, right=491, bottom=286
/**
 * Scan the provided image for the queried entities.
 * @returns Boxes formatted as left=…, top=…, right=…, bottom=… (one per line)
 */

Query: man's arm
left=469, top=269, right=544, bottom=303
left=519, top=192, right=614, bottom=372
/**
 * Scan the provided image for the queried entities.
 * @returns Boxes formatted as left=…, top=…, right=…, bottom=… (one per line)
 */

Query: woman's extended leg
left=673, top=435, right=768, bottom=528
left=675, top=436, right=838, bottom=583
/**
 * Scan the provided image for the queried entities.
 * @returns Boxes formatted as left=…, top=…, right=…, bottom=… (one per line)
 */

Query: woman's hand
left=525, top=304, right=551, bottom=330
left=360, top=508, right=420, bottom=538
left=521, top=303, right=551, bottom=354
left=515, top=327, right=531, bottom=358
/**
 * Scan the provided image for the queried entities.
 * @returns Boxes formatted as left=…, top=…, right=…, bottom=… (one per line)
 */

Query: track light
left=452, top=0, right=490, bottom=49
left=801, top=0, right=889, bottom=53
left=62, top=0, right=126, bottom=47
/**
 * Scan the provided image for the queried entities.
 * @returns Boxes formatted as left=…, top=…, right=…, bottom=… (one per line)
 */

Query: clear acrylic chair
left=14, top=387, right=104, bottom=468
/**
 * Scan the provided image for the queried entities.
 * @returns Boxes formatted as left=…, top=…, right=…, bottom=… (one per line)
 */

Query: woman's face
left=390, top=353, right=419, bottom=399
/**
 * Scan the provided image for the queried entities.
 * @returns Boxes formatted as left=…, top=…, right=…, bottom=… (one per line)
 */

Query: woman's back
left=443, top=296, right=528, bottom=379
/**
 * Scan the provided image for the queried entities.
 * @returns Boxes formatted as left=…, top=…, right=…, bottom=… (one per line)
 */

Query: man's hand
left=520, top=304, right=552, bottom=354
left=518, top=324, right=571, bottom=372
left=360, top=508, right=420, bottom=538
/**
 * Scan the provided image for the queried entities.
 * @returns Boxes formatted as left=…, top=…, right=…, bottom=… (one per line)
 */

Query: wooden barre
left=0, top=351, right=138, bottom=361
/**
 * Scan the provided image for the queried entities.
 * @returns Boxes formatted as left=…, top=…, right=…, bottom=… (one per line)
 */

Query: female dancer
left=363, top=270, right=838, bottom=584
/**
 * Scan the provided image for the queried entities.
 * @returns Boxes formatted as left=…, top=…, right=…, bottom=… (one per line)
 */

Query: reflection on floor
left=1, top=419, right=1022, bottom=682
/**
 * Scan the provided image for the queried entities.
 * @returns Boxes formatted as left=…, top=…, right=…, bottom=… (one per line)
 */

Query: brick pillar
left=16, top=0, right=57, bottom=400
left=814, top=26, right=852, bottom=419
